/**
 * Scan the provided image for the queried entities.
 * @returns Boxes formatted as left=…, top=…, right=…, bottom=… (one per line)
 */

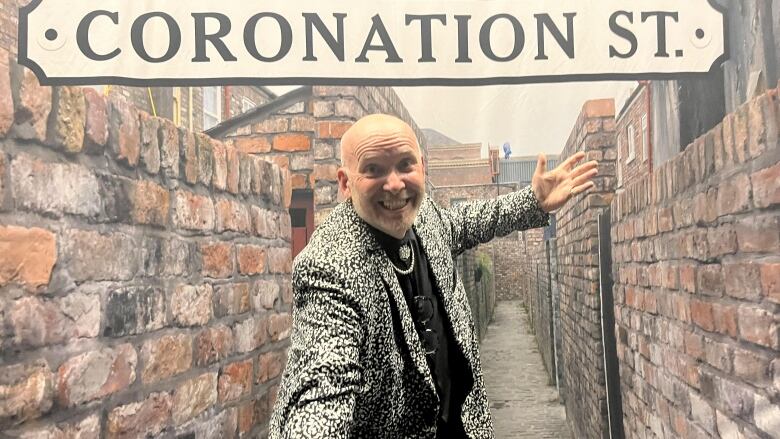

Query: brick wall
left=0, top=61, right=293, bottom=438
left=432, top=184, right=524, bottom=306
left=554, top=99, right=618, bottom=439
left=457, top=249, right=496, bottom=341
left=612, top=84, right=780, bottom=438
left=308, top=85, right=429, bottom=224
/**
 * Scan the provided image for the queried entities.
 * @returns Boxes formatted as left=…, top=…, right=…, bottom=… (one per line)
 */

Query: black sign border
left=17, top=0, right=729, bottom=87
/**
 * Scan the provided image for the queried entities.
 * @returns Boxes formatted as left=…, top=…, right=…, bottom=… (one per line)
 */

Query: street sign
left=19, top=0, right=727, bottom=86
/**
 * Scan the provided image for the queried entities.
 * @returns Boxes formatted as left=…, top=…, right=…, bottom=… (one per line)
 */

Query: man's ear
left=337, top=167, right=351, bottom=198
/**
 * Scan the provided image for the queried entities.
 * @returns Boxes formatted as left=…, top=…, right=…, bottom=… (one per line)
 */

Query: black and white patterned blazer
left=269, top=186, right=549, bottom=439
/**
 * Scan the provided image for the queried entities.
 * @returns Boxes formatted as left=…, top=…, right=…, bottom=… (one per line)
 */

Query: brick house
left=615, top=81, right=652, bottom=191
left=427, top=143, right=494, bottom=186
left=205, top=85, right=429, bottom=258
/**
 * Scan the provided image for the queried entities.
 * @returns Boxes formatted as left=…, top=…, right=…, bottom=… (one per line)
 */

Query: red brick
left=106, top=392, right=172, bottom=439
left=181, top=130, right=198, bottom=184
left=226, top=146, right=240, bottom=194
left=11, top=154, right=102, bottom=219
left=0, top=360, right=53, bottom=427
left=201, top=242, right=235, bottom=278
left=63, top=229, right=138, bottom=282
left=268, top=313, right=292, bottom=341
left=238, top=401, right=255, bottom=435
left=51, top=86, right=86, bottom=154
left=712, top=303, right=738, bottom=338
left=141, top=334, right=192, bottom=384
left=213, top=140, right=228, bottom=191
left=691, top=300, right=715, bottom=332
left=194, top=324, right=234, bottom=366
left=172, top=190, right=215, bottom=231
left=707, top=224, right=738, bottom=257
left=215, top=282, right=251, bottom=317
left=215, top=198, right=251, bottom=233
left=657, top=208, right=674, bottom=233
left=316, top=121, right=352, bottom=139
left=257, top=351, right=285, bottom=384
left=251, top=207, right=278, bottom=239
left=0, top=50, right=12, bottom=136
left=760, top=263, right=780, bottom=303
left=8, top=294, right=100, bottom=347
left=22, top=414, right=100, bottom=438
left=684, top=331, right=705, bottom=360
left=83, top=87, right=108, bottom=152
left=717, top=173, right=752, bottom=217
left=238, top=245, right=266, bottom=275
left=253, top=280, right=279, bottom=310
left=723, top=262, right=762, bottom=300
left=704, top=339, right=732, bottom=372
left=733, top=348, right=771, bottom=386
left=172, top=373, right=218, bottom=425
left=0, top=225, right=56, bottom=292
left=679, top=264, right=696, bottom=293
left=15, top=67, right=52, bottom=141
left=735, top=215, right=780, bottom=253
left=747, top=94, right=776, bottom=159
left=733, top=106, right=749, bottom=163
left=233, top=136, right=272, bottom=154
left=272, top=134, right=310, bottom=152
left=268, top=247, right=292, bottom=274
left=218, top=359, right=253, bottom=403
left=313, top=163, right=339, bottom=183
left=138, top=113, right=161, bottom=174
left=751, top=163, right=780, bottom=208
left=171, top=284, right=213, bottom=327
left=696, top=264, right=724, bottom=297
left=56, top=344, right=137, bottom=407
left=195, top=133, right=214, bottom=187
left=738, top=306, right=777, bottom=348
left=234, top=317, right=268, bottom=353
left=131, top=180, right=169, bottom=226
left=108, top=96, right=141, bottom=167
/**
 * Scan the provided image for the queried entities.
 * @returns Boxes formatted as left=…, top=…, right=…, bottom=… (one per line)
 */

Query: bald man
left=269, top=114, right=598, bottom=439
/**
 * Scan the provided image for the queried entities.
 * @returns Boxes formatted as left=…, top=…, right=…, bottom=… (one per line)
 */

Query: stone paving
left=481, top=301, right=572, bottom=439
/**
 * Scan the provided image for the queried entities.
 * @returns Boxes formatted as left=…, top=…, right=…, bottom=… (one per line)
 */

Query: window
left=242, top=97, right=256, bottom=113
left=202, top=86, right=221, bottom=130
left=641, top=114, right=648, bottom=162
left=627, top=124, right=636, bottom=162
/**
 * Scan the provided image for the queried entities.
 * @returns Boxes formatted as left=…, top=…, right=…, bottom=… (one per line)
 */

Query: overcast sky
left=394, top=81, right=636, bottom=157
left=270, top=81, right=637, bottom=158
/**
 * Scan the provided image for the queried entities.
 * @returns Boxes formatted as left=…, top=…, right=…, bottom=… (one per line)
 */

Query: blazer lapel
left=374, top=254, right=437, bottom=397
left=341, top=201, right=437, bottom=397
left=414, top=202, right=476, bottom=373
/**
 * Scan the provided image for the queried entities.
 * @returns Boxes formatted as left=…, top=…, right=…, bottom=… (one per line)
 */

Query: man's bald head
left=340, top=114, right=420, bottom=169
left=336, top=113, right=426, bottom=239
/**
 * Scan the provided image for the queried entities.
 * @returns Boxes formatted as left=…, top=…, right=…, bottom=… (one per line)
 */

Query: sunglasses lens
left=421, top=328, right=439, bottom=355
left=414, top=296, right=434, bottom=323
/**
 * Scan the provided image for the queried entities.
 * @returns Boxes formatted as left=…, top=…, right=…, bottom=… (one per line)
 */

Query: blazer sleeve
left=440, top=185, right=550, bottom=257
left=270, top=257, right=365, bottom=439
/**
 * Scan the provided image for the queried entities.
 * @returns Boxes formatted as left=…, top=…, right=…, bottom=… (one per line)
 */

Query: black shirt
left=371, top=227, right=469, bottom=438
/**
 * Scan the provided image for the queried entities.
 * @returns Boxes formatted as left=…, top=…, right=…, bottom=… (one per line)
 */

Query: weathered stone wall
left=612, top=84, right=780, bottom=439
left=0, top=62, right=293, bottom=437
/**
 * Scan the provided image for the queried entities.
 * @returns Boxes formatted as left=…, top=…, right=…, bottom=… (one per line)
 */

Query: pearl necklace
left=389, top=242, right=414, bottom=275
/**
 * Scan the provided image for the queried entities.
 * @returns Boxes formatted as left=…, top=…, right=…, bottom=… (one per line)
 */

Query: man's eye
left=365, top=165, right=380, bottom=175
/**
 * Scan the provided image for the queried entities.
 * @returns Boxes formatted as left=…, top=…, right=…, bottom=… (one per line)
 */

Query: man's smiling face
left=338, top=114, right=426, bottom=239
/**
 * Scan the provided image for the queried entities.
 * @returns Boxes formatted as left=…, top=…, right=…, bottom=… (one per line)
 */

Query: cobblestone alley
left=481, top=301, right=572, bottom=439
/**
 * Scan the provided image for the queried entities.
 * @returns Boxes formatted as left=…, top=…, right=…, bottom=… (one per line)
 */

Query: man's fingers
left=571, top=168, right=598, bottom=187
left=535, top=153, right=547, bottom=176
left=569, top=160, right=599, bottom=178
left=561, top=151, right=586, bottom=171
left=572, top=181, right=596, bottom=195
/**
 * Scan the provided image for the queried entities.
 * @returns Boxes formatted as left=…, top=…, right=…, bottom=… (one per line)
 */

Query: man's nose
left=383, top=170, right=406, bottom=193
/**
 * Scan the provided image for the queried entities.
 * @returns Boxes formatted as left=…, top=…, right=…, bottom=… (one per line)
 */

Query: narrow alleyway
left=481, top=301, right=572, bottom=439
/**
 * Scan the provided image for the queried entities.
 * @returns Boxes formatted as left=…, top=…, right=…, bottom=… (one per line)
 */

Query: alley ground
left=481, top=301, right=572, bottom=439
